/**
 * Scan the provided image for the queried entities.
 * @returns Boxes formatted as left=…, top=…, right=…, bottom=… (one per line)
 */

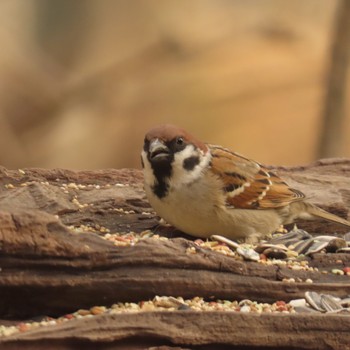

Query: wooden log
left=1, top=312, right=350, bottom=350
left=0, top=159, right=350, bottom=349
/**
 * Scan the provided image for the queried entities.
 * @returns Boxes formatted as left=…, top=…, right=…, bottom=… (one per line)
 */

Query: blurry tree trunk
left=34, top=0, right=89, bottom=70
left=318, top=0, right=350, bottom=158
left=0, top=115, right=25, bottom=166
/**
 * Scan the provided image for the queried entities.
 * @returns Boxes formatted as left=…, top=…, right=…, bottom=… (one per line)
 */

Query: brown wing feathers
left=209, top=145, right=305, bottom=209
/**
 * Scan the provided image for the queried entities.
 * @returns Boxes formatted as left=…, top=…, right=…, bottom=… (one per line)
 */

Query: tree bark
left=318, top=0, right=350, bottom=158
left=0, top=160, right=350, bottom=349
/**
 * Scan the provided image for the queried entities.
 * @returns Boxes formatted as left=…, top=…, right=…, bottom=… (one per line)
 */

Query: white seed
left=240, top=305, right=251, bottom=313
left=289, top=299, right=306, bottom=308
left=68, top=183, right=78, bottom=189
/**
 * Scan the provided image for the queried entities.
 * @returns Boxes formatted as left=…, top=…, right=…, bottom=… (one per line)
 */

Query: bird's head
left=141, top=124, right=210, bottom=197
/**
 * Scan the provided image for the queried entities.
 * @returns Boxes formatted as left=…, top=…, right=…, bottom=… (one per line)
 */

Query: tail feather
left=306, top=204, right=350, bottom=228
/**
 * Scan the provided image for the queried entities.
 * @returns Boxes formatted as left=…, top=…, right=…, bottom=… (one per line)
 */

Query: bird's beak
left=149, top=139, right=170, bottom=162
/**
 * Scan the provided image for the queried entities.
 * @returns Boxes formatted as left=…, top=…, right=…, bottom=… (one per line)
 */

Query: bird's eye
left=176, top=137, right=184, bottom=145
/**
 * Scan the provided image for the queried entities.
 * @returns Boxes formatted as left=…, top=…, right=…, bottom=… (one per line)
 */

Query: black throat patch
left=144, top=137, right=188, bottom=199
left=150, top=160, right=173, bottom=199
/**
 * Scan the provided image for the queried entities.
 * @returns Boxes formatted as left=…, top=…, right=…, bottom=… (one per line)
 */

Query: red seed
left=64, top=314, right=74, bottom=320
left=17, top=323, right=28, bottom=332
left=276, top=301, right=286, bottom=307
left=277, top=306, right=287, bottom=312
left=343, top=267, right=350, bottom=274
left=194, top=239, right=204, bottom=245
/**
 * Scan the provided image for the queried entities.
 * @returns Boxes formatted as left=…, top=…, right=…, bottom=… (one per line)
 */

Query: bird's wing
left=209, top=145, right=305, bottom=209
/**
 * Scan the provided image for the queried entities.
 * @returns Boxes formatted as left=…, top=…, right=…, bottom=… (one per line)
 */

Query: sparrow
left=141, top=124, right=350, bottom=243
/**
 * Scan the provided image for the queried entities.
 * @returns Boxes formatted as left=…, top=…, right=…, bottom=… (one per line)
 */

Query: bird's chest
left=144, top=172, right=223, bottom=230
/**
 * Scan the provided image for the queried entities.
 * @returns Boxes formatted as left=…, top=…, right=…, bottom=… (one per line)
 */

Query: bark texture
left=0, top=159, right=350, bottom=349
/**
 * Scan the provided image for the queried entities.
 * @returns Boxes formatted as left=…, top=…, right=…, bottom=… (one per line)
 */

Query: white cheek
left=141, top=147, right=211, bottom=190
left=171, top=146, right=211, bottom=188
left=141, top=150, right=155, bottom=186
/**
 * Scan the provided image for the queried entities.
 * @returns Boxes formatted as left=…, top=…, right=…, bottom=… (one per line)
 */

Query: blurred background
left=0, top=0, right=349, bottom=170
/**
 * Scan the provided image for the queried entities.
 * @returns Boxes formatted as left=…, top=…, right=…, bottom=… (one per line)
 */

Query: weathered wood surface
left=0, top=159, right=350, bottom=349
left=2, top=312, right=350, bottom=350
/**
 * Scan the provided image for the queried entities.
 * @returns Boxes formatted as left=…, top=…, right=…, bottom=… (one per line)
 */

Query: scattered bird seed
left=68, top=183, right=79, bottom=189
left=186, top=246, right=197, bottom=254
left=282, top=278, right=296, bottom=283
left=210, top=235, right=259, bottom=261
left=0, top=296, right=297, bottom=338
left=236, top=247, right=260, bottom=261
left=128, top=234, right=313, bottom=270
left=262, top=227, right=349, bottom=256
left=210, top=235, right=239, bottom=249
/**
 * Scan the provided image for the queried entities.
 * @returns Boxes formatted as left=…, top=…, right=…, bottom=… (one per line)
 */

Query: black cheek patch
left=183, top=156, right=200, bottom=171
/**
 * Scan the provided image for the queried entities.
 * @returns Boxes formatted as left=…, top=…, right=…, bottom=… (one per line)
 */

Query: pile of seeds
left=2, top=291, right=349, bottom=338
left=67, top=226, right=350, bottom=274
left=102, top=231, right=169, bottom=246
left=69, top=226, right=168, bottom=246
left=0, top=296, right=295, bottom=338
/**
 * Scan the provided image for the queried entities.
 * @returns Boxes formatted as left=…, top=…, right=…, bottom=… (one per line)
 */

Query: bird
left=141, top=124, right=350, bottom=243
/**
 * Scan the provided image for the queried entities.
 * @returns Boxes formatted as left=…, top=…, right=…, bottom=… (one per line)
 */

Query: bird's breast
left=144, top=171, right=225, bottom=237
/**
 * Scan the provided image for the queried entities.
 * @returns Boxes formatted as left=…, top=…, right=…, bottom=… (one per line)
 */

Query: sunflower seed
left=305, top=291, right=325, bottom=312
left=269, top=228, right=311, bottom=246
left=236, top=247, right=260, bottom=261
left=289, top=238, right=315, bottom=254
left=305, top=240, right=329, bottom=255
left=320, top=294, right=342, bottom=313
left=210, top=235, right=240, bottom=249
left=255, top=243, right=288, bottom=254
left=260, top=248, right=288, bottom=259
